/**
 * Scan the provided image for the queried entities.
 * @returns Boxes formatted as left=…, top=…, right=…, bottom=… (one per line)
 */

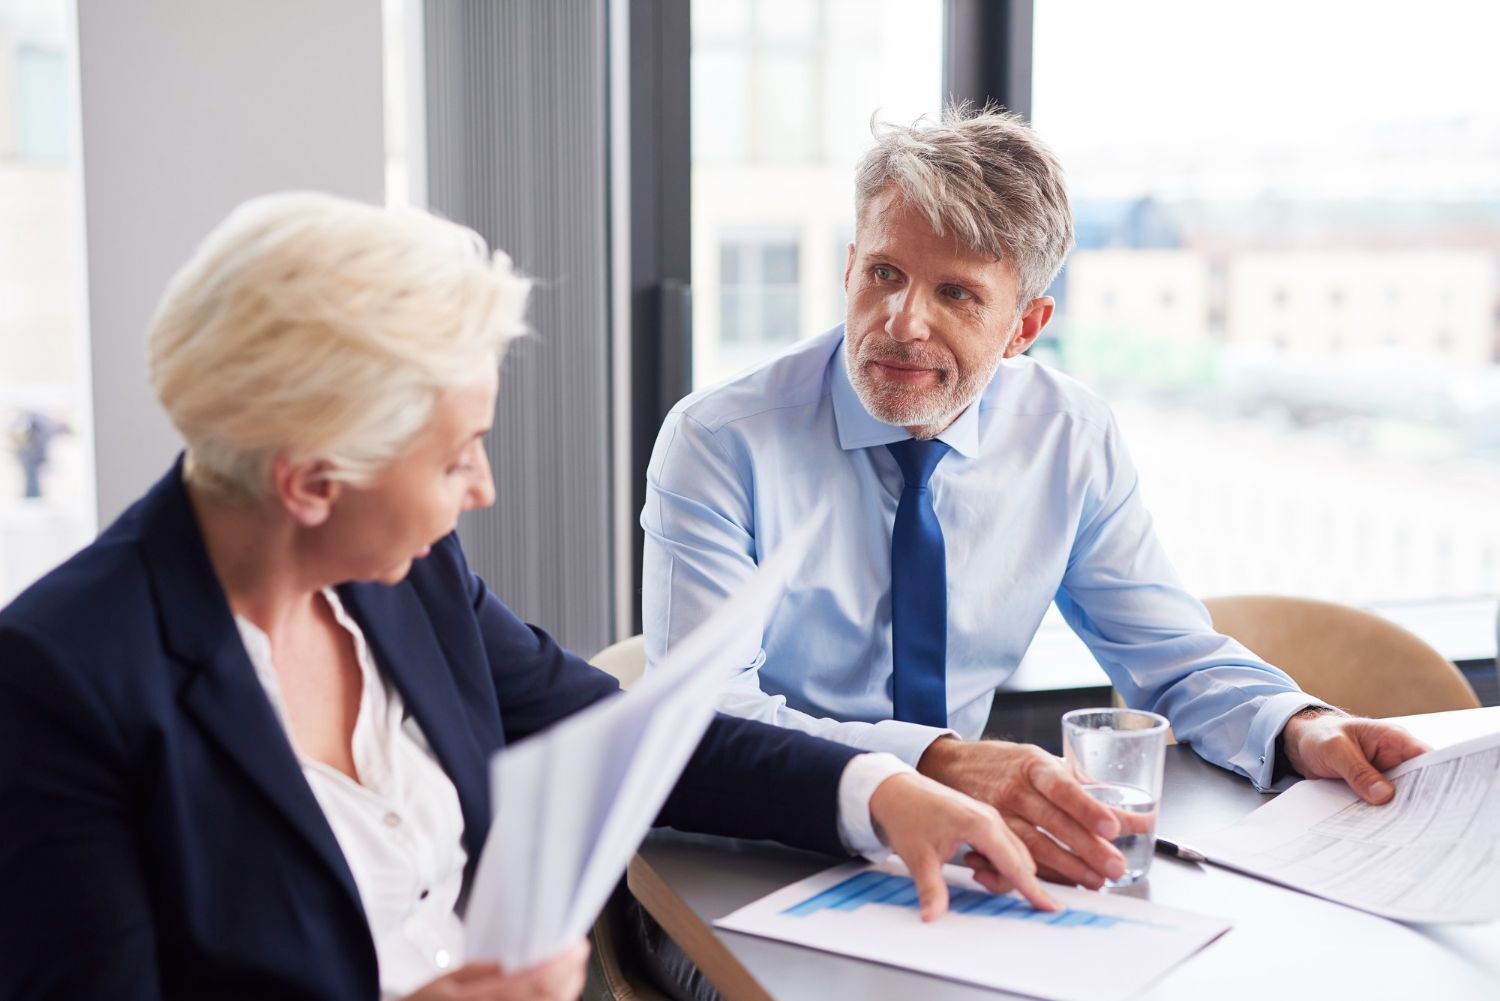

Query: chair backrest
left=1202, top=595, right=1480, bottom=718
left=589, top=634, right=647, bottom=690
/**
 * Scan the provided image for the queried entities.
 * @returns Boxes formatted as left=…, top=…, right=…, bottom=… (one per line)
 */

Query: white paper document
left=1190, top=728, right=1500, bottom=923
left=716, top=860, right=1231, bottom=1001
left=463, top=509, right=826, bottom=968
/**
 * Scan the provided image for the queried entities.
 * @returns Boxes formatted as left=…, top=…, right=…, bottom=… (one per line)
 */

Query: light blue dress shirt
left=642, top=326, right=1324, bottom=790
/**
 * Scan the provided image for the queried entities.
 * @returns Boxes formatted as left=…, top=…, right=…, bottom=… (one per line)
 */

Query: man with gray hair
left=642, top=106, right=1426, bottom=889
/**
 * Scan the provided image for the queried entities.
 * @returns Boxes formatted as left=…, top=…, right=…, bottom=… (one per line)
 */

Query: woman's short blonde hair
left=854, top=104, right=1074, bottom=305
left=148, top=192, right=530, bottom=502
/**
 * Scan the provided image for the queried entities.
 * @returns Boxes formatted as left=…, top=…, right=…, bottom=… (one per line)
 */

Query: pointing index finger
left=906, top=851, right=951, bottom=922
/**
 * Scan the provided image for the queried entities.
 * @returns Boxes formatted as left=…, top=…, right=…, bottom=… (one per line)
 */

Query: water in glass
left=1083, top=781, right=1158, bottom=885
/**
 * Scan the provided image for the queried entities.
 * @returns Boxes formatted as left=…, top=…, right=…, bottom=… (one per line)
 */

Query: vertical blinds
left=424, top=0, right=614, bottom=657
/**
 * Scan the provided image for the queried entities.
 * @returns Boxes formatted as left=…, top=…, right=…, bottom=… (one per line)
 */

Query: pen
left=1155, top=837, right=1207, bottom=863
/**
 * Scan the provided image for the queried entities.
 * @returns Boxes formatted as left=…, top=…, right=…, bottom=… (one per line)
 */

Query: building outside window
left=690, top=0, right=943, bottom=387
left=0, top=0, right=93, bottom=606
left=1032, top=0, right=1500, bottom=608
left=718, top=232, right=801, bottom=362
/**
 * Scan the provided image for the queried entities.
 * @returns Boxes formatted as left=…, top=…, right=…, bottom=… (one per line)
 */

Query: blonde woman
left=0, top=193, right=1052, bottom=1001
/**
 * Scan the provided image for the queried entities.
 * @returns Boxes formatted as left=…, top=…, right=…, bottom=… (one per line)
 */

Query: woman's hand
left=402, top=940, right=589, bottom=1001
left=868, top=771, right=1059, bottom=922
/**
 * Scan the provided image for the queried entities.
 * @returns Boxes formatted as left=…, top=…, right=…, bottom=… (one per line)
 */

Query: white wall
left=76, top=0, right=385, bottom=524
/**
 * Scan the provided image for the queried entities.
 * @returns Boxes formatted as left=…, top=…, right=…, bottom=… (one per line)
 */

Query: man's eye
left=873, top=265, right=896, bottom=281
left=943, top=286, right=972, bottom=301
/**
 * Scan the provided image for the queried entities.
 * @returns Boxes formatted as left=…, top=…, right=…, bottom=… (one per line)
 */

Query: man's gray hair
left=853, top=104, right=1074, bottom=304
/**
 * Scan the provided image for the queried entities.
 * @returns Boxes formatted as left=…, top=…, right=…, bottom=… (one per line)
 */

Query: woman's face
left=319, top=373, right=499, bottom=585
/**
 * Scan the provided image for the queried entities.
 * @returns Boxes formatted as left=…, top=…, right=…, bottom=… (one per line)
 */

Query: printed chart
left=784, top=870, right=1158, bottom=930
left=717, top=861, right=1231, bottom=1001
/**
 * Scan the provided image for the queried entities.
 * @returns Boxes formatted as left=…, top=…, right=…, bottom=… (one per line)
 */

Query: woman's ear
left=270, top=454, right=342, bottom=527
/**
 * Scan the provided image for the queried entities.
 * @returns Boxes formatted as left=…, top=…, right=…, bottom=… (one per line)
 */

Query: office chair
left=589, top=634, right=648, bottom=690
left=1202, top=595, right=1480, bottom=718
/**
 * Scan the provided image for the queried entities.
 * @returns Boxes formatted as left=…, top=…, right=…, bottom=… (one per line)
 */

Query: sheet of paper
left=716, top=860, right=1231, bottom=1001
left=1191, top=728, right=1500, bottom=923
left=463, top=507, right=828, bottom=968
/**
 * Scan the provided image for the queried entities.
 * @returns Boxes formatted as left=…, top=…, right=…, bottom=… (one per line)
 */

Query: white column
left=76, top=0, right=385, bottom=524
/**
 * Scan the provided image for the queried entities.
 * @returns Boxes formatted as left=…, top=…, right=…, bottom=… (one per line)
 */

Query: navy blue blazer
left=0, top=463, right=858, bottom=1000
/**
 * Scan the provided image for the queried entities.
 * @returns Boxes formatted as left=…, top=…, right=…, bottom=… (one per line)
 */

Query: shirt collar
left=830, top=334, right=982, bottom=458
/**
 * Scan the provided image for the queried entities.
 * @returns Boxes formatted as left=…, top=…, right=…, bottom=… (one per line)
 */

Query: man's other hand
left=867, top=771, right=1059, bottom=922
left=1281, top=710, right=1429, bottom=804
left=916, top=737, right=1128, bottom=889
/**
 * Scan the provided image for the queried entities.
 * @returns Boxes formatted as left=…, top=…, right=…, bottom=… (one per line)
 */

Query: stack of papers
left=717, top=860, right=1231, bottom=1001
left=463, top=510, right=825, bottom=968
left=1189, top=729, right=1500, bottom=923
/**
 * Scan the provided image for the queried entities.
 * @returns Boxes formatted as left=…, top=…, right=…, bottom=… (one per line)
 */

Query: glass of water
left=1061, top=707, right=1170, bottom=886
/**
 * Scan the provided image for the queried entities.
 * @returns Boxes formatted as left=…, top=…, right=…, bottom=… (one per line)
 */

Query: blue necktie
left=886, top=438, right=952, bottom=726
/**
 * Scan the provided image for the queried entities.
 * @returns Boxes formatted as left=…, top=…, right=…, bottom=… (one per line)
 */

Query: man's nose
left=886, top=287, right=933, bottom=343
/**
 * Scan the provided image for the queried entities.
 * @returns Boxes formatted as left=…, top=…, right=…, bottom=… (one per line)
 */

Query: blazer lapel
left=139, top=464, right=365, bottom=917
left=338, top=581, right=492, bottom=861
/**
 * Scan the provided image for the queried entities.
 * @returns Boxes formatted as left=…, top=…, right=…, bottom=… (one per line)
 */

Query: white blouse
left=236, top=590, right=468, bottom=1000
left=236, top=591, right=911, bottom=1000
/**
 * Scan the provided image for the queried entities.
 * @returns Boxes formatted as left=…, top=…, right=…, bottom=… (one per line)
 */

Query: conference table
left=628, top=706, right=1500, bottom=1000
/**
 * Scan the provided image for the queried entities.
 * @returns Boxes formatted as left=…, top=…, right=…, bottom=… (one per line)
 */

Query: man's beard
left=845, top=335, right=1002, bottom=432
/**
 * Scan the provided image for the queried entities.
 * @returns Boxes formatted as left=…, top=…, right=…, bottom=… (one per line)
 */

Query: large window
left=718, top=231, right=801, bottom=347
left=1032, top=0, right=1500, bottom=607
left=0, top=0, right=93, bottom=606
left=690, top=0, right=943, bottom=386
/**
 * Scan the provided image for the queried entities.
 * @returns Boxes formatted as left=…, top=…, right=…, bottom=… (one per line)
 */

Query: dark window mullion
left=943, top=0, right=1034, bottom=117
left=626, top=0, right=693, bottom=633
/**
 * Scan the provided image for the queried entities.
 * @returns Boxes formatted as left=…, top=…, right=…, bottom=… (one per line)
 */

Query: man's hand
left=917, top=737, right=1127, bottom=889
left=868, top=771, right=1059, bottom=922
left=1281, top=709, right=1429, bottom=804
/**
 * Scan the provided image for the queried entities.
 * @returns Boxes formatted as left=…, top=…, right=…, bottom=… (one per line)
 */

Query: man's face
left=843, top=184, right=1053, bottom=436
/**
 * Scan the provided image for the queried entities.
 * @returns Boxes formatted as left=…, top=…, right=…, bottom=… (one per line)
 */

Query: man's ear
left=1003, top=296, right=1056, bottom=358
left=843, top=241, right=856, bottom=293
left=269, top=454, right=342, bottom=527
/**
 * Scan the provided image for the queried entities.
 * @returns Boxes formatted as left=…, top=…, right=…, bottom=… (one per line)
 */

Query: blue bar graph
left=782, top=872, right=1151, bottom=931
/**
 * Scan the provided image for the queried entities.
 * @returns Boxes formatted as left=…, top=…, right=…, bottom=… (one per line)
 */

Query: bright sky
left=1031, top=0, right=1500, bottom=198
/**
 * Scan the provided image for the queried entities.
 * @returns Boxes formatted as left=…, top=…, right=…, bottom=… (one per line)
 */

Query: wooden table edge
left=626, top=852, right=775, bottom=1001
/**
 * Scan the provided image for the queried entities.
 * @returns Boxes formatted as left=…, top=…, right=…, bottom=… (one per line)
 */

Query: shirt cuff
left=835, top=752, right=915, bottom=860
left=878, top=720, right=959, bottom=768
left=1238, top=690, right=1336, bottom=791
